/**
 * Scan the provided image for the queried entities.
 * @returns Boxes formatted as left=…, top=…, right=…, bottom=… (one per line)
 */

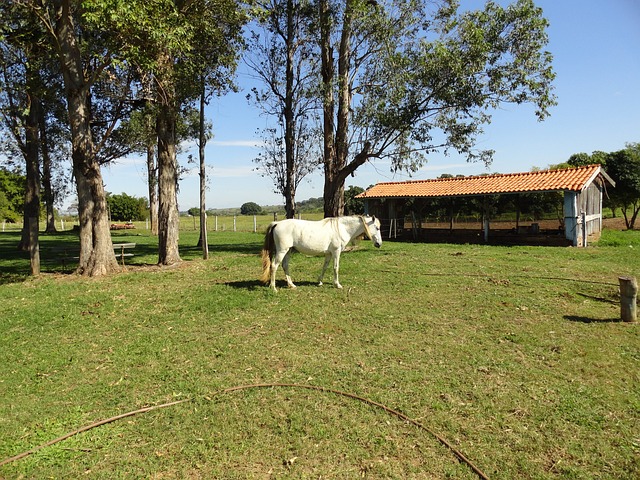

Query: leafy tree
left=241, top=202, right=264, bottom=215
left=606, top=143, right=640, bottom=229
left=13, top=0, right=149, bottom=276
left=247, top=0, right=321, bottom=219
left=316, top=0, right=556, bottom=217
left=113, top=0, right=245, bottom=265
left=107, top=193, right=148, bottom=222
left=344, top=185, right=365, bottom=215
left=187, top=207, right=201, bottom=217
left=0, top=167, right=24, bottom=222
left=0, top=2, right=47, bottom=272
left=567, top=151, right=608, bottom=167
left=296, top=196, right=324, bottom=212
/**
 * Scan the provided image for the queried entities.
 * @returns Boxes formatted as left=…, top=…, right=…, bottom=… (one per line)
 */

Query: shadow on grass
left=224, top=279, right=319, bottom=290
left=564, top=315, right=624, bottom=324
left=576, top=292, right=618, bottom=304
left=208, top=243, right=262, bottom=255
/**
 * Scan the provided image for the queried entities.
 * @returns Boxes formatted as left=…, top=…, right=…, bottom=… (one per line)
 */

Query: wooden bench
left=47, top=246, right=79, bottom=272
left=46, top=243, right=136, bottom=269
left=113, top=243, right=136, bottom=266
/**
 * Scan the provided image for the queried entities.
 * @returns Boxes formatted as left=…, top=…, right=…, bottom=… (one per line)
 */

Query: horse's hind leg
left=318, top=252, right=332, bottom=286
left=282, top=249, right=296, bottom=288
left=270, top=248, right=287, bottom=291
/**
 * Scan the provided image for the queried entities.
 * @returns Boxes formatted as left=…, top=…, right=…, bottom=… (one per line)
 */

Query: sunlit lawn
left=0, top=224, right=638, bottom=478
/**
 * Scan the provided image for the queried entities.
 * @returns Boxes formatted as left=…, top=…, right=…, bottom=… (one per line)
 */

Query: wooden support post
left=619, top=276, right=638, bottom=322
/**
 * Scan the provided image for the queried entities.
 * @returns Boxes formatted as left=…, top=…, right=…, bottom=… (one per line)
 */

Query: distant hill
left=199, top=196, right=324, bottom=216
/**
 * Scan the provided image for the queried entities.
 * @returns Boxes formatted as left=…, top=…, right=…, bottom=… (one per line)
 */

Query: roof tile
left=357, top=165, right=607, bottom=199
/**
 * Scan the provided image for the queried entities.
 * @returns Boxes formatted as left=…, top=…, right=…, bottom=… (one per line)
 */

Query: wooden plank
left=619, top=276, right=638, bottom=322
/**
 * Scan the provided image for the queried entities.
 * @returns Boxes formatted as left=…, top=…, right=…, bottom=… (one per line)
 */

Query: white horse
left=260, top=215, right=382, bottom=291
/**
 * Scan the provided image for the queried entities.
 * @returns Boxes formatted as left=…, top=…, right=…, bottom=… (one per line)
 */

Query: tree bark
left=55, top=0, right=118, bottom=276
left=319, top=0, right=337, bottom=218
left=146, top=122, right=159, bottom=236
left=283, top=0, right=296, bottom=219
left=19, top=71, right=41, bottom=275
left=157, top=100, right=181, bottom=266
left=39, top=102, right=57, bottom=234
left=320, top=0, right=366, bottom=218
left=198, top=80, right=209, bottom=259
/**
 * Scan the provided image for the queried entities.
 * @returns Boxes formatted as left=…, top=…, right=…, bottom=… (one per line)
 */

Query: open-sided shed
left=356, top=164, right=615, bottom=246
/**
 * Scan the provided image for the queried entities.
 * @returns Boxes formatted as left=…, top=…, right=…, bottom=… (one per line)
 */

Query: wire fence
left=1, top=213, right=326, bottom=234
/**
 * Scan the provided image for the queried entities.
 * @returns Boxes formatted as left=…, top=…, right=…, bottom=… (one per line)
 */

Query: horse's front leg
left=332, top=252, right=342, bottom=289
left=318, top=252, right=331, bottom=286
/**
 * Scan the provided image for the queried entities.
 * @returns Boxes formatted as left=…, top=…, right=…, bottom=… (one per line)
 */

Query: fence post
left=233, top=215, right=236, bottom=232
left=253, top=215, right=257, bottom=233
left=273, top=212, right=278, bottom=222
left=215, top=215, right=218, bottom=232
left=619, top=276, right=637, bottom=322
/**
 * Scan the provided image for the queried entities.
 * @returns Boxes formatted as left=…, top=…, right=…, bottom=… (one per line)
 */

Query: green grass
left=0, top=226, right=639, bottom=479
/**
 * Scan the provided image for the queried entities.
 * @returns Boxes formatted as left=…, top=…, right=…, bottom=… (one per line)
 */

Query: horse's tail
left=260, top=223, right=276, bottom=284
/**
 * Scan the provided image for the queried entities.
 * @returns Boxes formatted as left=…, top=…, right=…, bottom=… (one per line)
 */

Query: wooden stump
left=619, top=276, right=638, bottom=322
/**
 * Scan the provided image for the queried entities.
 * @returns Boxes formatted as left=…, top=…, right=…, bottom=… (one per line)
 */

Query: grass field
left=0, top=222, right=638, bottom=479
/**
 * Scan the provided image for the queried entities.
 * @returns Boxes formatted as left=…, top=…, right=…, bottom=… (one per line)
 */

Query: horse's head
left=363, top=215, right=383, bottom=248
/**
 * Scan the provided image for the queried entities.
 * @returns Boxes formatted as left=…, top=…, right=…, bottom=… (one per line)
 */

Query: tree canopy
left=107, top=193, right=149, bottom=222
left=240, top=201, right=264, bottom=215
left=0, top=167, right=25, bottom=222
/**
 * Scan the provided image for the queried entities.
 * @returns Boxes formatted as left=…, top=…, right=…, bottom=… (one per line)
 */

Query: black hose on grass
left=0, top=383, right=490, bottom=480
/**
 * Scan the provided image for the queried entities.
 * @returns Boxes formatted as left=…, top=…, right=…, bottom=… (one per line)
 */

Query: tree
left=241, top=202, right=263, bottom=215
left=317, top=0, right=556, bottom=217
left=117, top=0, right=245, bottom=265
left=247, top=0, right=321, bottom=219
left=344, top=185, right=364, bottom=215
left=568, top=151, right=608, bottom=167
left=18, top=0, right=144, bottom=276
left=606, top=143, right=640, bottom=229
left=107, top=193, right=148, bottom=222
left=0, top=2, right=51, bottom=273
left=0, top=167, right=24, bottom=222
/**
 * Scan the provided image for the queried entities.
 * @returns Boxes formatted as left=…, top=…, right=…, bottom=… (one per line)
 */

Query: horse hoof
left=335, top=284, right=343, bottom=289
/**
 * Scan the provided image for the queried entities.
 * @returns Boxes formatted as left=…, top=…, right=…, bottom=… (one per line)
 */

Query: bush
left=107, top=193, right=149, bottom=221
left=240, top=202, right=263, bottom=215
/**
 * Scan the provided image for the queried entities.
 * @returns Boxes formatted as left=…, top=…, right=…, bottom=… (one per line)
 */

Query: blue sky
left=99, top=0, right=640, bottom=211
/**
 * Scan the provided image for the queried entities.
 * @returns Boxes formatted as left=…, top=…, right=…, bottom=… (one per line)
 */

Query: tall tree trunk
left=319, top=0, right=337, bottom=218
left=198, top=79, right=209, bottom=258
left=146, top=127, right=159, bottom=236
left=55, top=0, right=117, bottom=276
left=321, top=0, right=356, bottom=218
left=157, top=100, right=181, bottom=266
left=19, top=74, right=41, bottom=275
left=40, top=104, right=57, bottom=234
left=283, top=0, right=296, bottom=219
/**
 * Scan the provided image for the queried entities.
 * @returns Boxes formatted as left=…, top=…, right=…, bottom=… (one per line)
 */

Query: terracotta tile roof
left=356, top=164, right=612, bottom=199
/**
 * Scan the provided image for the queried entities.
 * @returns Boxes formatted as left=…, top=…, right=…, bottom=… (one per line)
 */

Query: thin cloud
left=210, top=166, right=256, bottom=177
